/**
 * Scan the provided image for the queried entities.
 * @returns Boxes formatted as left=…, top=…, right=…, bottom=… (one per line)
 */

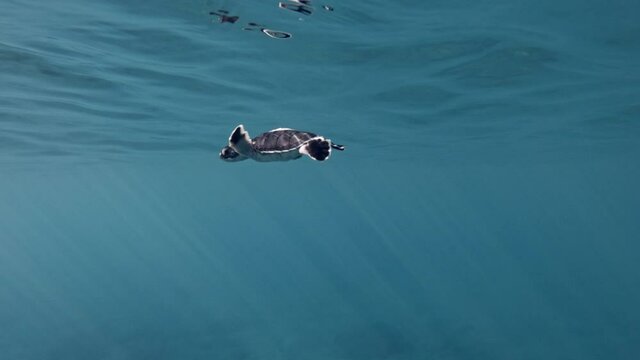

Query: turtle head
left=219, top=145, right=248, bottom=162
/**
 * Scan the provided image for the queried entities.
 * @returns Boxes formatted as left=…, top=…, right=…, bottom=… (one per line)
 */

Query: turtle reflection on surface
left=278, top=0, right=335, bottom=15
left=278, top=2, right=313, bottom=16
left=209, top=2, right=333, bottom=40
left=209, top=10, right=291, bottom=39
left=209, top=10, right=239, bottom=24
left=243, top=23, right=292, bottom=39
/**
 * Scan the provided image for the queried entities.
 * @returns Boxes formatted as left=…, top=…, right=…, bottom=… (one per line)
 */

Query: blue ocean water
left=2, top=0, right=640, bottom=359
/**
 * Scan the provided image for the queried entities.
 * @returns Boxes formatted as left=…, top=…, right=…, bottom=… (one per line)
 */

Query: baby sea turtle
left=220, top=124, right=345, bottom=162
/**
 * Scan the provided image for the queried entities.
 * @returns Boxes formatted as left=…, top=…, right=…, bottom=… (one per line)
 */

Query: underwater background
left=1, top=0, right=640, bottom=359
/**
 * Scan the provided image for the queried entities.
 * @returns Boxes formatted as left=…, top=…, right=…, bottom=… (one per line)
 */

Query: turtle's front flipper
left=229, top=125, right=253, bottom=156
left=300, top=137, right=331, bottom=161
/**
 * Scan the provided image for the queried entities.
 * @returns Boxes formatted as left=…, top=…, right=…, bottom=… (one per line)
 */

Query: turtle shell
left=252, top=129, right=318, bottom=153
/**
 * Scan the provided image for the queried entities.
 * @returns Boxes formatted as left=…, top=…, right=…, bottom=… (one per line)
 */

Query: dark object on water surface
left=220, top=125, right=345, bottom=162
left=210, top=2, right=333, bottom=40
left=279, top=2, right=314, bottom=16
left=209, top=10, right=292, bottom=39
left=278, top=1, right=335, bottom=14
left=209, top=10, right=239, bottom=24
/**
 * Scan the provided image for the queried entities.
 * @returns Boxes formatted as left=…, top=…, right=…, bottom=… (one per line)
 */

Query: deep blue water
left=2, top=0, right=640, bottom=359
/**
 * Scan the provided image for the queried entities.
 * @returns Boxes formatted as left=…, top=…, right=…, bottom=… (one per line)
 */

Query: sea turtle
left=219, top=124, right=345, bottom=162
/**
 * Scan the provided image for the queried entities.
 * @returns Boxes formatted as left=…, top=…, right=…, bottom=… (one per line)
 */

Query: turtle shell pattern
left=252, top=129, right=318, bottom=153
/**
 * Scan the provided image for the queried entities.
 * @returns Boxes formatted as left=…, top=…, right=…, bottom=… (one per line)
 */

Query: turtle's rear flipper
left=300, top=138, right=331, bottom=161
